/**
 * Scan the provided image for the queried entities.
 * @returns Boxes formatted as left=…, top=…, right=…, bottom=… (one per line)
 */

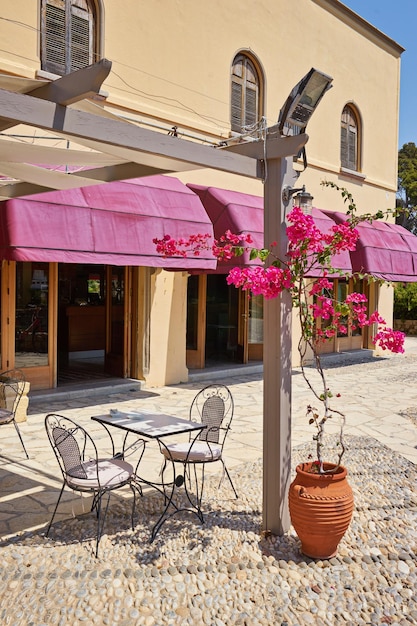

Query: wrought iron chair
left=45, top=414, right=140, bottom=557
left=159, top=384, right=238, bottom=502
left=0, top=369, right=29, bottom=459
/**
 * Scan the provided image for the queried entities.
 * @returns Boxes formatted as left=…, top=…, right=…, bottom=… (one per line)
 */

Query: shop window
left=231, top=53, right=263, bottom=133
left=315, top=278, right=364, bottom=352
left=248, top=294, right=263, bottom=344
left=87, top=273, right=102, bottom=304
left=15, top=263, right=49, bottom=368
left=41, top=0, right=100, bottom=75
left=341, top=104, right=361, bottom=172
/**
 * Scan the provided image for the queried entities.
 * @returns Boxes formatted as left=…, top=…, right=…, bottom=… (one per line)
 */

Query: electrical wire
left=0, top=15, right=278, bottom=133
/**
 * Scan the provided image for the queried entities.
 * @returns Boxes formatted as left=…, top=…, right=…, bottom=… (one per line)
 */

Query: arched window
left=231, top=53, right=263, bottom=133
left=41, top=0, right=99, bottom=75
left=340, top=104, right=361, bottom=171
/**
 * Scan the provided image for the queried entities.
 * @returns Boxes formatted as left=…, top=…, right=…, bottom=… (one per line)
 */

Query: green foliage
left=393, top=282, right=417, bottom=319
left=322, top=180, right=398, bottom=224
left=397, top=142, right=417, bottom=233
left=250, top=248, right=270, bottom=262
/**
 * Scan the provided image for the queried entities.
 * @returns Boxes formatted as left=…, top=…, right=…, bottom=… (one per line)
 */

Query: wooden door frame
left=247, top=293, right=263, bottom=361
left=105, top=265, right=131, bottom=378
left=1, top=260, right=57, bottom=390
left=186, top=274, right=207, bottom=369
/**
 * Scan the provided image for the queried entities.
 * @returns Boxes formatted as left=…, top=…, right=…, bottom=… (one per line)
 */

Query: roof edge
left=312, top=0, right=405, bottom=57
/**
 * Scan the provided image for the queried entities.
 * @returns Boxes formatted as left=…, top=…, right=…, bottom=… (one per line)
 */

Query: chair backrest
left=45, top=414, right=97, bottom=482
left=190, top=384, right=234, bottom=445
left=0, top=369, right=25, bottom=415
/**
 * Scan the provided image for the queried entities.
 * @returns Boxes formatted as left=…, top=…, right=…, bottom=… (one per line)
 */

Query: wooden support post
left=262, top=155, right=296, bottom=535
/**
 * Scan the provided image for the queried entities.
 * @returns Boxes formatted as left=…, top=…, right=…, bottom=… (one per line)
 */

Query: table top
left=91, top=409, right=204, bottom=439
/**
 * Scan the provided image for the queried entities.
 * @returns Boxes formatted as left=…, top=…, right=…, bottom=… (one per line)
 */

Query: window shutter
left=245, top=85, right=258, bottom=128
left=70, top=4, right=93, bottom=71
left=41, top=0, right=95, bottom=75
left=341, top=106, right=359, bottom=171
left=341, top=125, right=348, bottom=168
left=43, top=0, right=67, bottom=75
left=231, top=80, right=243, bottom=132
left=231, top=54, right=262, bottom=133
left=347, top=127, right=357, bottom=171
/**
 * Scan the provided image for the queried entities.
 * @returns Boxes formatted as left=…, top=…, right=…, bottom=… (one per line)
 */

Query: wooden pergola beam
left=0, top=59, right=112, bottom=132
left=28, top=59, right=112, bottom=106
left=0, top=161, right=173, bottom=199
left=0, top=88, right=261, bottom=179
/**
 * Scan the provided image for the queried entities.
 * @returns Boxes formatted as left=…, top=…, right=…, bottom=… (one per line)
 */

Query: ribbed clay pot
left=288, top=462, right=354, bottom=559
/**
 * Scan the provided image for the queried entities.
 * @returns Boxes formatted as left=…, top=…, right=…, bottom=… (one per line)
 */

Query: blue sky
left=341, top=0, right=416, bottom=148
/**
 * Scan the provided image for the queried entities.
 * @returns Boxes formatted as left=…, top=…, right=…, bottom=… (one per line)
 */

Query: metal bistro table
left=91, top=409, right=206, bottom=540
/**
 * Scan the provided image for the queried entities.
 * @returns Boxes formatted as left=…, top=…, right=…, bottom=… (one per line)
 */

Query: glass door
left=186, top=275, right=206, bottom=369
left=15, top=262, right=49, bottom=369
left=205, top=275, right=239, bottom=364
left=247, top=293, right=263, bottom=361
left=316, top=278, right=364, bottom=354
left=336, top=278, right=364, bottom=351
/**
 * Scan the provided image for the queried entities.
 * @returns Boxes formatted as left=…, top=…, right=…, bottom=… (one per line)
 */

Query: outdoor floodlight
left=277, top=68, right=333, bottom=135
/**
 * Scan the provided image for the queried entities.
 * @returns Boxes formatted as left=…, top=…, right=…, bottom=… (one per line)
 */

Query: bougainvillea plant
left=154, top=186, right=405, bottom=473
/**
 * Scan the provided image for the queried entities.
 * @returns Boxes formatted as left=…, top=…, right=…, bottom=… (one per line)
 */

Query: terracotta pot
left=288, top=462, right=354, bottom=559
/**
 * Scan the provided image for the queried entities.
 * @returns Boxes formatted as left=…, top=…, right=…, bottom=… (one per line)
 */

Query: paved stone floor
left=1, top=338, right=417, bottom=541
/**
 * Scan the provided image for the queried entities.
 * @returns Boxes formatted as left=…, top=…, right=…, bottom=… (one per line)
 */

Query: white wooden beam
left=0, top=89, right=261, bottom=179
left=221, top=133, right=308, bottom=160
left=0, top=160, right=172, bottom=195
left=27, top=59, right=112, bottom=106
left=0, top=60, right=112, bottom=132
left=228, top=136, right=309, bottom=536
left=262, top=155, right=295, bottom=535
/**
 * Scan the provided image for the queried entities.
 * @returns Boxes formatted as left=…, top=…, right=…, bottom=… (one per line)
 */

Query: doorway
left=206, top=275, right=239, bottom=364
left=57, top=264, right=129, bottom=384
left=316, top=277, right=365, bottom=354
left=187, top=274, right=249, bottom=369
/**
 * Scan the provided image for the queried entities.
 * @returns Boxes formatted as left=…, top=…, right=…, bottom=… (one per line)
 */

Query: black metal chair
left=0, top=369, right=29, bottom=459
left=159, top=384, right=238, bottom=502
left=45, top=414, right=140, bottom=557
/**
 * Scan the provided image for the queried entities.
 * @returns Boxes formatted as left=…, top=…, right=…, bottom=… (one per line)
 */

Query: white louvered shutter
left=42, top=0, right=94, bottom=75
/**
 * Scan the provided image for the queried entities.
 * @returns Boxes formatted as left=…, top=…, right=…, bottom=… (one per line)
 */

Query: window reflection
left=248, top=295, right=263, bottom=343
left=15, top=262, right=49, bottom=368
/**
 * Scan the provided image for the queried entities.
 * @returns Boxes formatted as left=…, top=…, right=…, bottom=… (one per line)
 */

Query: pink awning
left=307, top=208, right=352, bottom=277
left=322, top=210, right=417, bottom=282
left=187, top=184, right=352, bottom=275
left=187, top=184, right=264, bottom=273
left=0, top=176, right=216, bottom=269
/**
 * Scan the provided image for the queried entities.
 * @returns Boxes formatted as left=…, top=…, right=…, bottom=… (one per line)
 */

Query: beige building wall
left=0, top=0, right=403, bottom=384
left=147, top=270, right=189, bottom=387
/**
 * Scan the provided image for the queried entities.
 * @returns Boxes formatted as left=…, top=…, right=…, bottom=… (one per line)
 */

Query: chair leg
left=129, top=482, right=141, bottom=529
left=220, top=460, right=238, bottom=499
left=46, top=483, right=65, bottom=537
left=12, top=419, right=29, bottom=459
left=194, top=463, right=205, bottom=522
left=160, top=458, right=170, bottom=505
left=91, top=492, right=100, bottom=515
left=95, top=490, right=112, bottom=558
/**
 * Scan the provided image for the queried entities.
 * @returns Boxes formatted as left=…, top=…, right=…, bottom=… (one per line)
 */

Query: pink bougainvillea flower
left=153, top=194, right=407, bottom=476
